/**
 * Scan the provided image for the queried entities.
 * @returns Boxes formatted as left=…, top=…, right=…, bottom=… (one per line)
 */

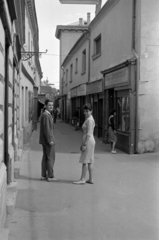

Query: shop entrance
left=109, top=88, right=114, bottom=112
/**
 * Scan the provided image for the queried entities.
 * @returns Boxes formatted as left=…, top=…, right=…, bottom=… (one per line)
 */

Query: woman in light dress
left=73, top=104, right=95, bottom=185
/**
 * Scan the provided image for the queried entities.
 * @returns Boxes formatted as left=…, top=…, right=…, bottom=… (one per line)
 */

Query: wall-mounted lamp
left=21, top=44, right=48, bottom=61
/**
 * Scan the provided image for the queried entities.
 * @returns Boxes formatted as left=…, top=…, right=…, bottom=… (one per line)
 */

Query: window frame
left=81, top=49, right=86, bottom=74
left=92, top=34, right=101, bottom=60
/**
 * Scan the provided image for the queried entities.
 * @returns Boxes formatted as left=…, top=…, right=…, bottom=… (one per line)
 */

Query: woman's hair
left=83, top=103, right=92, bottom=111
left=109, top=109, right=116, bottom=116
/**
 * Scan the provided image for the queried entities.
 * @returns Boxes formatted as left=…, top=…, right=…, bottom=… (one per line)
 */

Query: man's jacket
left=39, top=111, right=55, bottom=146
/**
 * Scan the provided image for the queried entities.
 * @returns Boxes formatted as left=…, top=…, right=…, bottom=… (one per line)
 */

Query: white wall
left=90, top=0, right=133, bottom=82
left=137, top=0, right=159, bottom=152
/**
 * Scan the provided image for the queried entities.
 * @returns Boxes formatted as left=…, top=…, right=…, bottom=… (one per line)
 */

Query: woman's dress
left=108, top=115, right=117, bottom=143
left=79, top=115, right=95, bottom=164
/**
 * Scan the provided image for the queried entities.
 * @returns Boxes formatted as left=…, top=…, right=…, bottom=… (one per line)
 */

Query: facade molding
left=55, top=25, right=88, bottom=39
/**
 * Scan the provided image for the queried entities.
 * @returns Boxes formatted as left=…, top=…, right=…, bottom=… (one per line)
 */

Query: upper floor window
left=92, top=34, right=101, bottom=60
left=28, top=32, right=30, bottom=51
left=66, top=69, right=68, bottom=85
left=70, top=64, right=73, bottom=83
left=82, top=49, right=86, bottom=74
left=75, top=58, right=78, bottom=74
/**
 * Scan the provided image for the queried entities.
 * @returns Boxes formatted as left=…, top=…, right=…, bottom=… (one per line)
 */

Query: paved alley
left=8, top=120, right=159, bottom=240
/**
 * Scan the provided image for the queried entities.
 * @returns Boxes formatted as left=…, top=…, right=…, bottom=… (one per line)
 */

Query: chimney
left=79, top=18, right=83, bottom=26
left=95, top=0, right=102, bottom=16
left=87, top=13, right=91, bottom=25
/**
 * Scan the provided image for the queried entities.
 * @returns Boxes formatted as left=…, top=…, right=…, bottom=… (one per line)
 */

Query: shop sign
left=87, top=80, right=102, bottom=95
left=77, top=84, right=86, bottom=96
left=105, top=67, right=128, bottom=88
left=70, top=88, right=77, bottom=98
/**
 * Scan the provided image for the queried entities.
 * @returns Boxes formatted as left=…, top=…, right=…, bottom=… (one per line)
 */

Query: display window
left=116, top=94, right=129, bottom=133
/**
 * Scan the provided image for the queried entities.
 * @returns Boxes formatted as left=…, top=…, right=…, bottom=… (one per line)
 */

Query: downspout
left=132, top=0, right=139, bottom=153
left=87, top=30, right=91, bottom=104
left=4, top=43, right=10, bottom=183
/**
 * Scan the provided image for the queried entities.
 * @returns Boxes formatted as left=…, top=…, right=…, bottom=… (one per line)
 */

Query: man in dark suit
left=39, top=99, right=59, bottom=182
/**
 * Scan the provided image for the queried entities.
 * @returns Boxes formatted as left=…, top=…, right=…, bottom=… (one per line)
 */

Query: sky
left=35, top=0, right=107, bottom=88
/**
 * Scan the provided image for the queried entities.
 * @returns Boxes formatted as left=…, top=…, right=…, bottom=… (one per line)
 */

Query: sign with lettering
left=70, top=88, right=77, bottom=98
left=104, top=67, right=129, bottom=88
left=87, top=80, right=102, bottom=95
left=59, top=0, right=99, bottom=4
left=77, top=84, right=87, bottom=96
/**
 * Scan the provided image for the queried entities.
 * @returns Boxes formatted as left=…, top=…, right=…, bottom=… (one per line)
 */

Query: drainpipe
left=132, top=0, right=139, bottom=153
left=4, top=43, right=10, bottom=183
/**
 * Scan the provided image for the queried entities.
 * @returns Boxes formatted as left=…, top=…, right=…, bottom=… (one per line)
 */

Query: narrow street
left=9, top=120, right=159, bottom=240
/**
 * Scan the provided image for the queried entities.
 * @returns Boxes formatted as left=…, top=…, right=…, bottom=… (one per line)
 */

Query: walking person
left=53, top=107, right=58, bottom=124
left=73, top=107, right=80, bottom=131
left=73, top=104, right=95, bottom=185
left=108, top=109, right=117, bottom=153
left=39, top=99, right=59, bottom=182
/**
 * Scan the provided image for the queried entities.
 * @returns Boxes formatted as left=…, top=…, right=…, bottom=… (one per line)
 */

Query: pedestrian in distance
left=73, top=104, right=95, bottom=185
left=39, top=99, right=59, bottom=182
left=53, top=107, right=58, bottom=124
left=108, top=109, right=117, bottom=154
left=73, top=107, right=80, bottom=131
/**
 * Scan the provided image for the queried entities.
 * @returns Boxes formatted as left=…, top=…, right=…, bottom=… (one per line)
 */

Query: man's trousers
left=41, top=145, right=55, bottom=178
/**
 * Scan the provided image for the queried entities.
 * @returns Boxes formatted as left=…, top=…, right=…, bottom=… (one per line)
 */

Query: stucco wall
left=0, top=17, right=6, bottom=230
left=63, top=37, right=89, bottom=93
left=90, top=0, right=133, bottom=82
left=59, top=31, right=84, bottom=95
left=137, top=0, right=159, bottom=153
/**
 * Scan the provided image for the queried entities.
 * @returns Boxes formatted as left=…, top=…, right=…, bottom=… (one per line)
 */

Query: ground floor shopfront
left=102, top=60, right=136, bottom=154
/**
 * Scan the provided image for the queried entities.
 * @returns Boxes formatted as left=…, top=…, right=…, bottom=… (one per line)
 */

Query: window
left=93, top=34, right=101, bottom=59
left=66, top=69, right=68, bottom=85
left=75, top=58, right=78, bottom=74
left=82, top=49, right=86, bottom=74
left=117, top=96, right=129, bottom=132
left=28, top=32, right=30, bottom=51
left=70, top=64, right=73, bottom=82
left=25, top=87, right=28, bottom=122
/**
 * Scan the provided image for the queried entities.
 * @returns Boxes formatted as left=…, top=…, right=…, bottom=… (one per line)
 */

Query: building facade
left=57, top=0, right=159, bottom=154
left=0, top=0, right=42, bottom=229
left=55, top=15, right=90, bottom=121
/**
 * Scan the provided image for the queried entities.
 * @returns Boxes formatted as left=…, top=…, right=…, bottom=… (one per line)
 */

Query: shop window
left=117, top=96, right=129, bottom=132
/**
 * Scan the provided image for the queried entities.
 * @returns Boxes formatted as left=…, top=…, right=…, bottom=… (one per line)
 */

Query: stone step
left=0, top=228, right=9, bottom=240
left=6, top=182, right=17, bottom=215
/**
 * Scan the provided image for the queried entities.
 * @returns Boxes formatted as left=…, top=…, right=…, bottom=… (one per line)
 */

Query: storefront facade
left=102, top=61, right=136, bottom=154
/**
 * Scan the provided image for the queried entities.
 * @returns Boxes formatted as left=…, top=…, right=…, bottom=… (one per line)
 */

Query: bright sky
left=35, top=0, right=107, bottom=88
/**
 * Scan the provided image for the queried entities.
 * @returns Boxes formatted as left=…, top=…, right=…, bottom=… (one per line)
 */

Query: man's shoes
left=47, top=177, right=59, bottom=182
